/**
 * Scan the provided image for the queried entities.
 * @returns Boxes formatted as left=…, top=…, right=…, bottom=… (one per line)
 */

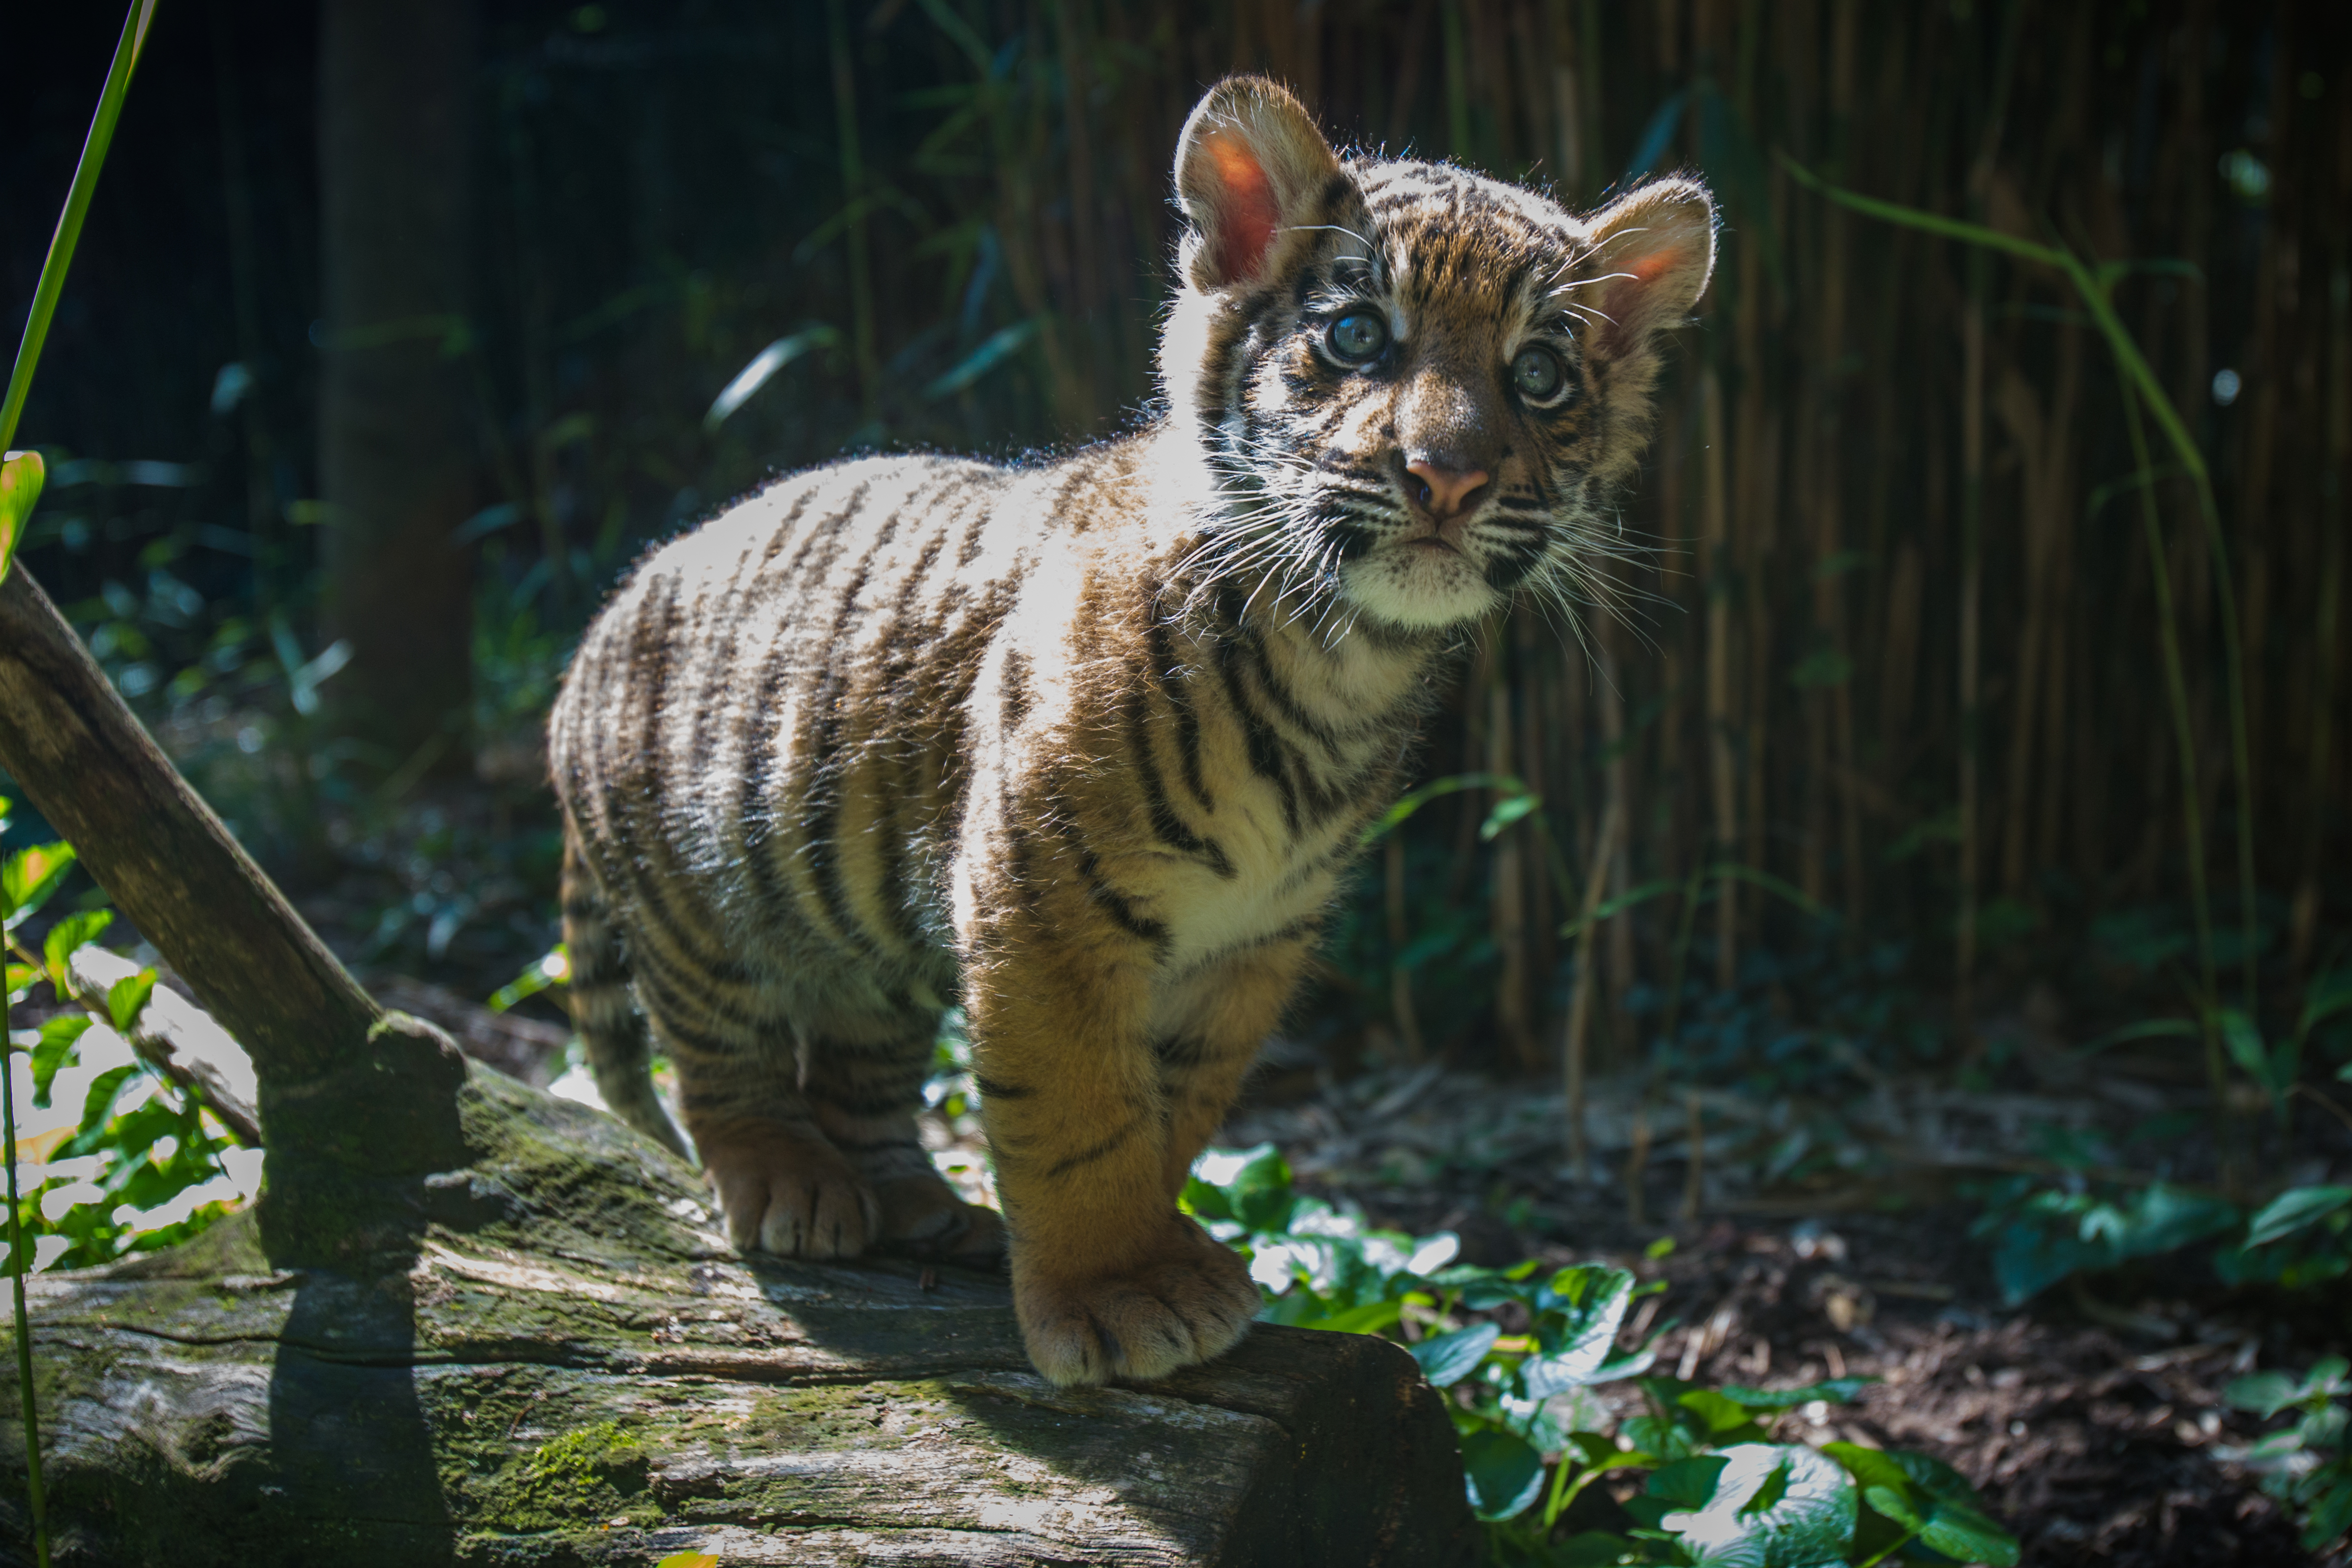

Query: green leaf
left=30, top=1013, right=92, bottom=1108
left=2247, top=1187, right=2352, bottom=1249
left=1, top=841, right=77, bottom=928
left=106, top=969, right=157, bottom=1034
left=1719, top=1378, right=1876, bottom=1412
left=1678, top=1387, right=1768, bottom=1436
left=1886, top=1450, right=2017, bottom=1566
left=2225, top=1371, right=2303, bottom=1419
left=1654, top=1443, right=1859, bottom=1568
left=1646, top=1454, right=1732, bottom=1510
left=42, top=907, right=114, bottom=992
left=1523, top=1268, right=1636, bottom=1399
left=1298, top=1297, right=1404, bottom=1335
left=2218, top=1009, right=2280, bottom=1093
left=489, top=942, right=569, bottom=1012
left=923, top=318, right=1039, bottom=400
left=1360, top=772, right=1524, bottom=845
left=0, top=448, right=44, bottom=585
left=1822, top=1443, right=1912, bottom=1494
left=703, top=326, right=840, bottom=430
left=1478, top=791, right=1542, bottom=842
left=1459, top=1426, right=1546, bottom=1521
left=1410, top=1321, right=1501, bottom=1388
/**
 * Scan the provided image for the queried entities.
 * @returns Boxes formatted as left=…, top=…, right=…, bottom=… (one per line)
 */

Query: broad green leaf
left=1678, top=1387, right=1767, bottom=1435
left=43, top=907, right=115, bottom=992
left=2247, top=1186, right=2352, bottom=1248
left=0, top=448, right=43, bottom=584
left=1655, top=1443, right=1858, bottom=1568
left=1719, top=1378, right=1876, bottom=1412
left=63, top=1064, right=140, bottom=1158
left=2225, top=1372, right=2303, bottom=1419
left=107, top=969, right=157, bottom=1034
left=1523, top=1283, right=1633, bottom=1397
left=1459, top=1426, right=1545, bottom=1521
left=1886, top=1451, right=2017, bottom=1565
left=1, top=840, right=77, bottom=928
left=1410, top=1321, right=1501, bottom=1388
left=31, top=1013, right=93, bottom=1107
left=1646, top=1454, right=1732, bottom=1510
left=1821, top=1442, right=1911, bottom=1494
left=1298, top=1297, right=1403, bottom=1335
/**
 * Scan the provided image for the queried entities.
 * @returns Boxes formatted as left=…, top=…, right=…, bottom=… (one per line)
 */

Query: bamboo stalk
left=1701, top=367, right=1739, bottom=988
left=1563, top=798, right=1624, bottom=1180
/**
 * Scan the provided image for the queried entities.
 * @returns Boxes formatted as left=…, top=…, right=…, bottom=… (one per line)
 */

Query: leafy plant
left=2222, top=1356, right=2352, bottom=1554
left=1183, top=1146, right=2020, bottom=1566
left=2, top=803, right=250, bottom=1275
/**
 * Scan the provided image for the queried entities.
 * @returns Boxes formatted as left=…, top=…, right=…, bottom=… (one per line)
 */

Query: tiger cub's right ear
left=1174, top=76, right=1344, bottom=294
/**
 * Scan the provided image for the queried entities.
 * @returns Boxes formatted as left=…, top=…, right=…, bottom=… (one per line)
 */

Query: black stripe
left=1054, top=815, right=1170, bottom=952
left=1044, top=1117, right=1140, bottom=1179
left=1146, top=612, right=1214, bottom=812
left=1126, top=679, right=1235, bottom=878
left=971, top=1074, right=1032, bottom=1100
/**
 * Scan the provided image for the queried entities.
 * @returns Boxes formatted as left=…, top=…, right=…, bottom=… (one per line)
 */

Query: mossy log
left=0, top=566, right=1476, bottom=1566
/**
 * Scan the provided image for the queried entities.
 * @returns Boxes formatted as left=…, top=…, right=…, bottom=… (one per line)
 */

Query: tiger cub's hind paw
left=1014, top=1216, right=1260, bottom=1386
left=697, top=1121, right=880, bottom=1261
left=874, top=1172, right=1007, bottom=1266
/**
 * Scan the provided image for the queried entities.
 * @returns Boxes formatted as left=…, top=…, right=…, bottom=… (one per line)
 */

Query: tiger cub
left=550, top=76, right=1713, bottom=1385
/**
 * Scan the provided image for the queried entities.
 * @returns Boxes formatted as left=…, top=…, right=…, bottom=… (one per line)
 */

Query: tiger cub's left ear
left=1175, top=76, right=1344, bottom=294
left=1577, top=178, right=1719, bottom=362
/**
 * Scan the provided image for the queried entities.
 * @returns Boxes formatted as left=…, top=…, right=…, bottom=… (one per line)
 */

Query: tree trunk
left=0, top=562, right=1474, bottom=1566
left=317, top=0, right=478, bottom=768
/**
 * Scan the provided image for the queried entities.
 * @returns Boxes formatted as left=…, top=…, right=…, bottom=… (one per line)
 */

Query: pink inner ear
left=1598, top=242, right=1690, bottom=352
left=1206, top=132, right=1279, bottom=283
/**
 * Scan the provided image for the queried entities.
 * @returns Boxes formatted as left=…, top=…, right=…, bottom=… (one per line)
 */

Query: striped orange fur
left=549, top=77, right=1714, bottom=1385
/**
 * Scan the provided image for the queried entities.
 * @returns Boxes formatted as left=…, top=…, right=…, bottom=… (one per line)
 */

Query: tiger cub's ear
left=1576, top=177, right=1719, bottom=363
left=1174, top=76, right=1344, bottom=293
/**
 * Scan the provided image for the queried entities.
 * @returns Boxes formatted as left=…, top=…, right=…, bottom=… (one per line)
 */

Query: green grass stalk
left=0, top=1, right=160, bottom=454
left=1, top=9, right=164, bottom=1559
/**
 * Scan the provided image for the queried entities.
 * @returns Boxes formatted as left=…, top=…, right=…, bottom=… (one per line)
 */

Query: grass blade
left=0, top=0, right=161, bottom=454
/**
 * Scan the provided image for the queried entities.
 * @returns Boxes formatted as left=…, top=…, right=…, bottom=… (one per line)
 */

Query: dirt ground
left=1220, top=1055, right=2349, bottom=1568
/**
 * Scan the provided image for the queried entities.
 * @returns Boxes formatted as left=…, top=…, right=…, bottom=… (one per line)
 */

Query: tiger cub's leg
left=1155, top=933, right=1319, bottom=1198
left=966, top=941, right=1261, bottom=1387
left=632, top=956, right=879, bottom=1261
left=798, top=1006, right=1005, bottom=1263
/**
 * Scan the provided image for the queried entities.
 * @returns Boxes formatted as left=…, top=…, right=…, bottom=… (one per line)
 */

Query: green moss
left=465, top=1416, right=659, bottom=1533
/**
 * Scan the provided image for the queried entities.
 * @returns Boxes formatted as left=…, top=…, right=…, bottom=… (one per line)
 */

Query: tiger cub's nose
left=1404, top=460, right=1491, bottom=520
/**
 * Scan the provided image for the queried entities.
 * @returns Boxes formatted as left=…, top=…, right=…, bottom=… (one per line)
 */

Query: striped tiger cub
left=550, top=76, right=1713, bottom=1386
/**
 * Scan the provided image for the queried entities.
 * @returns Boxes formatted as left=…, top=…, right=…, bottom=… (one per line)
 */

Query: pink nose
left=1405, top=460, right=1490, bottom=519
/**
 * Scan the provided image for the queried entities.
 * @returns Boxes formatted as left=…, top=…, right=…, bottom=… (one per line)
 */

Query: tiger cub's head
left=1161, top=77, right=1715, bottom=635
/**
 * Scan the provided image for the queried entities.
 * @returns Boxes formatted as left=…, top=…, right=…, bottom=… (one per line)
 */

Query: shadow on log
left=0, top=561, right=1476, bottom=1566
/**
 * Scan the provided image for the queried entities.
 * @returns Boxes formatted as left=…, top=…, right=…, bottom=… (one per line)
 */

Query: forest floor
left=258, top=786, right=2348, bottom=1568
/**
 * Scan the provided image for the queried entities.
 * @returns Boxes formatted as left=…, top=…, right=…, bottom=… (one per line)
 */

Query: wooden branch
left=0, top=564, right=378, bottom=1090
left=3, top=1075, right=1477, bottom=1564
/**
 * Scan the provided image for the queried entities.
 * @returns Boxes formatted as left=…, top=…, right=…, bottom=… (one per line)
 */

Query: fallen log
left=0, top=560, right=1475, bottom=1566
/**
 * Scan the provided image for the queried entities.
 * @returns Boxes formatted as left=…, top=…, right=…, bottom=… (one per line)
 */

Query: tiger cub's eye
left=1512, top=344, right=1568, bottom=402
left=1327, top=311, right=1389, bottom=364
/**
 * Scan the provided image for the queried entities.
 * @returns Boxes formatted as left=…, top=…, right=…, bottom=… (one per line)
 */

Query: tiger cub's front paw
left=1013, top=1216, right=1259, bottom=1386
left=697, top=1120, right=880, bottom=1261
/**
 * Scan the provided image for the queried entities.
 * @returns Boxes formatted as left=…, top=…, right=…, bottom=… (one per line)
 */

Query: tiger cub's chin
left=549, top=75, right=1713, bottom=1386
